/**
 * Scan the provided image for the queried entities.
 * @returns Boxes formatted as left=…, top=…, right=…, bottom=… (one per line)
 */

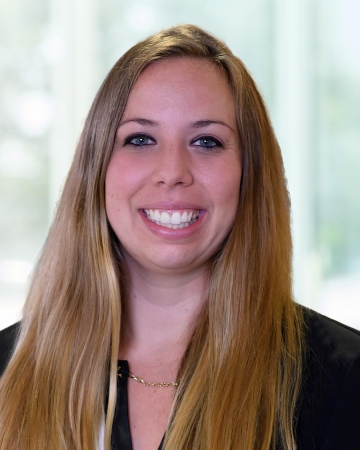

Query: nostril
left=151, top=158, right=194, bottom=187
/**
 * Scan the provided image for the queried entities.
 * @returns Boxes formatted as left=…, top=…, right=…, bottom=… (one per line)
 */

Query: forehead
left=141, top=56, right=226, bottom=79
left=123, top=57, right=236, bottom=123
left=134, top=56, right=230, bottom=93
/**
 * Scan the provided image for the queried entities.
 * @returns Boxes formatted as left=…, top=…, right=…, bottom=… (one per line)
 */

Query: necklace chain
left=118, top=366, right=178, bottom=388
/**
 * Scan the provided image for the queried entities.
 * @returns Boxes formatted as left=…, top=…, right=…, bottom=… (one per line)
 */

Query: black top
left=1, top=308, right=360, bottom=450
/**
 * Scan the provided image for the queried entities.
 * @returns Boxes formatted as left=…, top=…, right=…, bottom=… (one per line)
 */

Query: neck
left=119, top=257, right=208, bottom=370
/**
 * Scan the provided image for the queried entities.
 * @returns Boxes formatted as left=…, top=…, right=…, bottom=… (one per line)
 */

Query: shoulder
left=302, top=306, right=360, bottom=358
left=301, top=307, right=360, bottom=398
left=0, top=322, right=21, bottom=377
left=297, top=307, right=360, bottom=450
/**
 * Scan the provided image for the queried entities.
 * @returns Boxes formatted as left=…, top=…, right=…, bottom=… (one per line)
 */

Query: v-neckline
left=112, top=360, right=165, bottom=450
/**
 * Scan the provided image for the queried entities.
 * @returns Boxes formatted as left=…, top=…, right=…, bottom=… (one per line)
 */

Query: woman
left=0, top=24, right=359, bottom=450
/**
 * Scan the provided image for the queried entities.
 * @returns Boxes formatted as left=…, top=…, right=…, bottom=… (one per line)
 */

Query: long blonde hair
left=0, top=25, right=303, bottom=449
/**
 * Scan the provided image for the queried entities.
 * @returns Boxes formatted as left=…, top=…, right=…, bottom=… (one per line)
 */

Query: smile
left=143, top=209, right=200, bottom=229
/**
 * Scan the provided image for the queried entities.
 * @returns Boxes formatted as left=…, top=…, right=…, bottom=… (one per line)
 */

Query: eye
left=124, top=134, right=156, bottom=147
left=191, top=136, right=223, bottom=149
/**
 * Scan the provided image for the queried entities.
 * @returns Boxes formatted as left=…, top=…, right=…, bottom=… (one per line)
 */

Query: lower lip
left=139, top=210, right=206, bottom=239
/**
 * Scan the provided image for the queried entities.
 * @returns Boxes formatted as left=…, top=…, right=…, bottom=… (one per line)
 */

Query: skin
left=105, top=57, right=241, bottom=450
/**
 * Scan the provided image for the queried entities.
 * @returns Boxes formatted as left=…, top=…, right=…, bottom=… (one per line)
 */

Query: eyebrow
left=188, top=120, right=234, bottom=133
left=119, top=118, right=159, bottom=127
left=119, top=118, right=234, bottom=133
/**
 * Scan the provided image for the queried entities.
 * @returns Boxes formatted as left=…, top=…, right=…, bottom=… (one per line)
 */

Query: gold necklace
left=118, top=366, right=178, bottom=388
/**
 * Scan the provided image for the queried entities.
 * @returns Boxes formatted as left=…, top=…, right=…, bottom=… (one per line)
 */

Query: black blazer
left=1, top=308, right=360, bottom=449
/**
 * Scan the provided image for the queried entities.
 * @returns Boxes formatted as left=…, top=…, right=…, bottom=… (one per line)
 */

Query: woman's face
left=105, top=57, right=241, bottom=276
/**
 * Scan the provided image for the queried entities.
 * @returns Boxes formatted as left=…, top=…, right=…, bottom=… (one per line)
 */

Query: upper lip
left=140, top=202, right=204, bottom=210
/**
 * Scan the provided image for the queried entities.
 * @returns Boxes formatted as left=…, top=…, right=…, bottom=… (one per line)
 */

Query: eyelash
left=191, top=136, right=223, bottom=149
left=123, top=134, right=156, bottom=147
left=123, top=134, right=223, bottom=150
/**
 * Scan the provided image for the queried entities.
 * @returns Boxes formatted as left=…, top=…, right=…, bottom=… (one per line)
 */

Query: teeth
left=143, top=209, right=200, bottom=229
left=160, top=212, right=171, bottom=224
left=170, top=212, right=181, bottom=224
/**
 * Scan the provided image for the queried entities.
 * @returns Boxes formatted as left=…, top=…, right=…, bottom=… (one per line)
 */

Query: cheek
left=105, top=167, right=119, bottom=215
left=105, top=155, right=145, bottom=206
left=209, top=165, right=241, bottom=210
left=104, top=159, right=129, bottom=227
left=105, top=154, right=152, bottom=236
left=107, top=149, right=152, bottom=185
left=104, top=190, right=119, bottom=233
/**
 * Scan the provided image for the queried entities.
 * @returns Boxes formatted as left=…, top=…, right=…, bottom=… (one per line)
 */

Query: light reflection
left=13, top=91, right=54, bottom=137
left=0, top=139, right=42, bottom=178
left=0, top=260, right=33, bottom=285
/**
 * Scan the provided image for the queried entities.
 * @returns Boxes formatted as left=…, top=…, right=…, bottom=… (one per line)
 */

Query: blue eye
left=124, top=134, right=155, bottom=147
left=192, top=136, right=222, bottom=148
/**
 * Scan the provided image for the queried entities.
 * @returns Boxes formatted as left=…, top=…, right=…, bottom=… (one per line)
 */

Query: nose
left=151, top=144, right=194, bottom=187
